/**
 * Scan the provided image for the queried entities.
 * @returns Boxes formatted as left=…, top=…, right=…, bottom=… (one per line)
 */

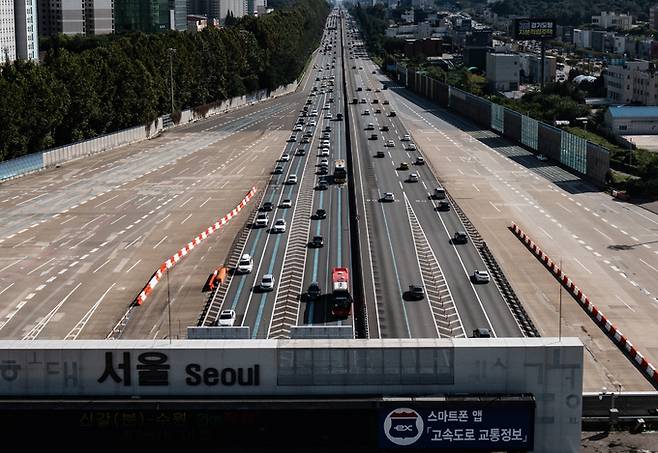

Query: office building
left=14, top=0, right=39, bottom=60
left=486, top=52, right=520, bottom=92
left=115, top=0, right=186, bottom=33
left=604, top=59, right=658, bottom=105
left=591, top=11, right=633, bottom=31
left=85, top=0, right=113, bottom=34
left=1, top=0, right=16, bottom=63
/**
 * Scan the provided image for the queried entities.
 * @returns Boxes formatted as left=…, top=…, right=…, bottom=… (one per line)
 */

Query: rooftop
left=607, top=106, right=658, bottom=119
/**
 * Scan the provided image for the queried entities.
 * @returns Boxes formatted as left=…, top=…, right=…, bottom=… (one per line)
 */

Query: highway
left=342, top=17, right=658, bottom=389
left=201, top=11, right=354, bottom=339
left=0, top=43, right=318, bottom=340
left=343, top=15, right=523, bottom=339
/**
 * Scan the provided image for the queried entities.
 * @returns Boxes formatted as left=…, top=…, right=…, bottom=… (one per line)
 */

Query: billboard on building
left=513, top=18, right=557, bottom=40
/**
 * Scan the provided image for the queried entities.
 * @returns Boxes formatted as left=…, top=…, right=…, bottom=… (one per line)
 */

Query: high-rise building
left=0, top=0, right=17, bottom=63
left=85, top=0, right=113, bottom=34
left=651, top=3, right=658, bottom=30
left=208, top=0, right=246, bottom=22
left=14, top=0, right=39, bottom=60
left=38, top=0, right=86, bottom=36
left=115, top=0, right=186, bottom=33
left=169, top=0, right=187, bottom=30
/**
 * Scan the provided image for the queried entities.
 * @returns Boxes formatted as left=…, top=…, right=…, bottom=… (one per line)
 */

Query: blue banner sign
left=379, top=398, right=535, bottom=449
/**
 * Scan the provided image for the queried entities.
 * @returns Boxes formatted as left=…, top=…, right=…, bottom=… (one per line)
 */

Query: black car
left=453, top=231, right=468, bottom=244
left=315, top=208, right=327, bottom=219
left=380, top=125, right=389, bottom=132
left=472, top=328, right=491, bottom=338
left=437, top=200, right=450, bottom=211
left=375, top=151, right=385, bottom=158
left=261, top=201, right=273, bottom=212
left=316, top=182, right=328, bottom=191
left=408, top=285, right=425, bottom=300
left=388, top=111, right=396, bottom=117
left=307, top=282, right=321, bottom=300
left=309, top=235, right=324, bottom=248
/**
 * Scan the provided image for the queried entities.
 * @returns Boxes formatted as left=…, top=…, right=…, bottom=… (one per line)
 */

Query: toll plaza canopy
left=0, top=338, right=583, bottom=452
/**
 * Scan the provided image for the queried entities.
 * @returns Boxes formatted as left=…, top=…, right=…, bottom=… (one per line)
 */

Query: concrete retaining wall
left=0, top=80, right=298, bottom=183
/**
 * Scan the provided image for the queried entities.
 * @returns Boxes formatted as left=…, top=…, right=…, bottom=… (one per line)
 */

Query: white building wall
left=0, top=0, right=16, bottom=63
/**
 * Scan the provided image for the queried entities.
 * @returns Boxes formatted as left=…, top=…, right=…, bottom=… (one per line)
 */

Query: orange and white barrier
left=510, top=222, right=658, bottom=389
left=134, top=187, right=257, bottom=306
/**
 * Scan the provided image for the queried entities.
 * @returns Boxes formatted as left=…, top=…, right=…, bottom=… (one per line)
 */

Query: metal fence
left=393, top=64, right=610, bottom=185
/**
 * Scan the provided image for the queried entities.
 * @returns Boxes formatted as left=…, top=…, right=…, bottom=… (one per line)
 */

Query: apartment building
left=0, top=0, right=16, bottom=62
left=605, top=59, right=658, bottom=105
left=591, top=11, right=633, bottom=31
left=38, top=0, right=114, bottom=36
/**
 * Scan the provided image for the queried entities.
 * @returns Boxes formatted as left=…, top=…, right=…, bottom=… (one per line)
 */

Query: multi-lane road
left=2, top=7, right=658, bottom=391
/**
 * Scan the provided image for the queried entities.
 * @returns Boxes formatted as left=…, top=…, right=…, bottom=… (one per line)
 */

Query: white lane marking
left=124, top=236, right=142, bottom=249
left=22, top=282, right=82, bottom=340
left=0, top=283, right=15, bottom=296
left=0, top=257, right=26, bottom=273
left=556, top=202, right=573, bottom=213
left=616, top=295, right=635, bottom=312
left=573, top=257, right=592, bottom=274
left=60, top=215, right=78, bottom=225
left=46, top=276, right=57, bottom=283
left=153, top=235, right=168, bottom=249
left=15, top=193, right=47, bottom=206
left=94, top=194, right=120, bottom=208
left=65, top=283, right=116, bottom=340
left=179, top=197, right=194, bottom=207
left=538, top=227, right=553, bottom=240
left=472, top=183, right=480, bottom=192
left=488, top=201, right=501, bottom=213
left=126, top=259, right=142, bottom=273
left=109, top=214, right=127, bottom=225
left=199, top=197, right=212, bottom=208
left=592, top=227, right=612, bottom=241
left=92, top=258, right=111, bottom=274
left=181, top=213, right=193, bottom=224
left=639, top=259, right=658, bottom=273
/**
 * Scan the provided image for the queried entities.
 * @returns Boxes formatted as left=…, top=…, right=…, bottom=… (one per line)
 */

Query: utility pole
left=168, top=48, right=177, bottom=113
left=167, top=268, right=172, bottom=344
left=558, top=258, right=563, bottom=340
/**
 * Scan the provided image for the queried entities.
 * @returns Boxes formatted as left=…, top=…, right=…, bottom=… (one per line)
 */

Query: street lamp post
left=168, top=48, right=176, bottom=113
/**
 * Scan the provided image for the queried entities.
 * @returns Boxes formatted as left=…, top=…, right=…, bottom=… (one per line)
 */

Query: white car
left=401, top=134, right=410, bottom=141
left=365, top=123, right=374, bottom=130
left=383, top=192, right=395, bottom=202
left=293, top=125, right=302, bottom=132
left=237, top=254, right=254, bottom=273
left=280, top=199, right=292, bottom=208
left=319, top=148, right=329, bottom=157
left=287, top=174, right=298, bottom=185
left=408, top=173, right=419, bottom=182
left=287, top=135, right=296, bottom=142
left=326, top=112, right=332, bottom=119
left=280, top=154, right=290, bottom=162
left=260, top=274, right=275, bottom=291
left=406, top=143, right=417, bottom=151
left=310, top=111, right=318, bottom=117
left=321, top=140, right=330, bottom=147
left=309, top=120, right=317, bottom=127
left=385, top=140, right=395, bottom=148
left=254, top=213, right=269, bottom=227
left=472, top=270, right=491, bottom=283
left=272, top=219, right=287, bottom=233
left=217, top=309, right=236, bottom=326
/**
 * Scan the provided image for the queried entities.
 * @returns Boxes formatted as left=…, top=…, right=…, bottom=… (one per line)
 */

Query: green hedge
left=0, top=0, right=329, bottom=162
